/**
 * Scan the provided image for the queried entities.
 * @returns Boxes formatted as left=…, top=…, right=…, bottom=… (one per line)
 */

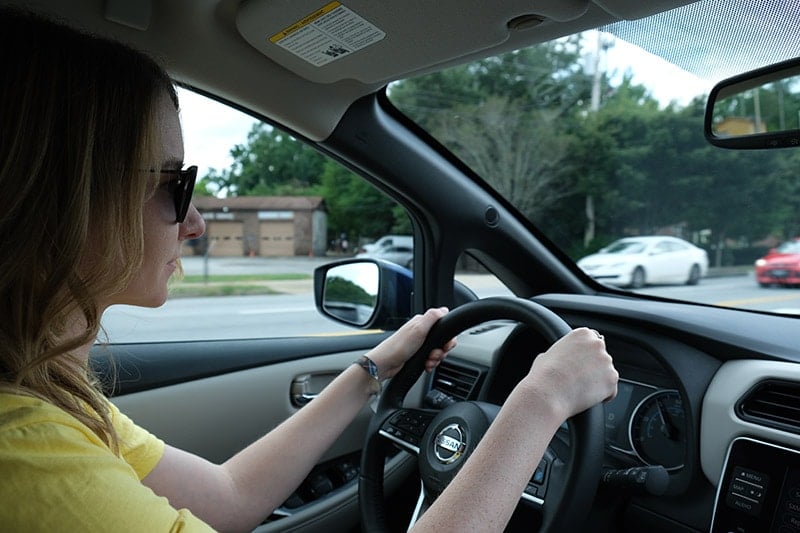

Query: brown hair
left=0, top=8, right=178, bottom=451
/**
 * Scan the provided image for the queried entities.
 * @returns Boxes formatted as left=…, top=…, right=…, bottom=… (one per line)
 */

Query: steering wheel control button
left=383, top=410, right=436, bottom=448
left=523, top=459, right=549, bottom=500
left=532, top=460, right=548, bottom=485
left=434, top=424, right=467, bottom=464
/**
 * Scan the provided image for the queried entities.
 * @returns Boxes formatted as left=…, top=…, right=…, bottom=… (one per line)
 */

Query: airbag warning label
left=269, top=1, right=385, bottom=67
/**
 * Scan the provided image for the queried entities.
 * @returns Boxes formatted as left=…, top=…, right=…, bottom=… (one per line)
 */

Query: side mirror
left=314, top=258, right=480, bottom=330
left=705, top=57, right=800, bottom=149
left=314, top=258, right=412, bottom=330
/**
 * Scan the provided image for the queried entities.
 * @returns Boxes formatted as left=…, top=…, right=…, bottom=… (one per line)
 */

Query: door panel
left=95, top=335, right=387, bottom=461
left=92, top=333, right=427, bottom=532
left=111, top=351, right=370, bottom=463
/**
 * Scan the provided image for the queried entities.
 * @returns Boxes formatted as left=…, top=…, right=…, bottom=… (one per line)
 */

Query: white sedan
left=577, top=236, right=709, bottom=288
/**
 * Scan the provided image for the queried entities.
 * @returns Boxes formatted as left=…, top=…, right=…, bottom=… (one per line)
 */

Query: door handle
left=292, top=392, right=319, bottom=406
left=291, top=374, right=319, bottom=407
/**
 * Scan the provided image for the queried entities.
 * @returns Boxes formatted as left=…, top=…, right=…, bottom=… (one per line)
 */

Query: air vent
left=738, top=380, right=800, bottom=434
left=432, top=361, right=485, bottom=401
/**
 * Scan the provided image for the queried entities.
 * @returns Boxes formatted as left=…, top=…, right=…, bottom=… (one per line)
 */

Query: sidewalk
left=706, top=265, right=752, bottom=278
left=178, top=256, right=752, bottom=296
left=180, top=255, right=332, bottom=276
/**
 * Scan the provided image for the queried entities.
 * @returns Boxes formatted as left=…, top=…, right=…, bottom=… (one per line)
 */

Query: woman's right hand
left=520, top=327, right=618, bottom=422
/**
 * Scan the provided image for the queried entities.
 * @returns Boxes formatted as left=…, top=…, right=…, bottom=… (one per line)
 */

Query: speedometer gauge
left=629, top=390, right=687, bottom=470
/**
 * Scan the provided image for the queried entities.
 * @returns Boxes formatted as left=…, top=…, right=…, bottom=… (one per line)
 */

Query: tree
left=435, top=96, right=574, bottom=220
left=193, top=177, right=216, bottom=197
left=318, top=160, right=408, bottom=244
left=324, top=276, right=376, bottom=307
left=390, top=40, right=594, bottom=222
left=211, top=123, right=326, bottom=196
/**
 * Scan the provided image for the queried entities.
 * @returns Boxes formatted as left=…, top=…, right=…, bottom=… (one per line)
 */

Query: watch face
left=368, top=375, right=382, bottom=394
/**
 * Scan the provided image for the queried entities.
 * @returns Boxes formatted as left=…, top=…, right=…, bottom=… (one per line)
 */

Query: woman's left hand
left=365, top=307, right=456, bottom=380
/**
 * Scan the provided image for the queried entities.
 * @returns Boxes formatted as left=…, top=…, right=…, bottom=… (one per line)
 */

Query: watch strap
left=354, top=355, right=381, bottom=395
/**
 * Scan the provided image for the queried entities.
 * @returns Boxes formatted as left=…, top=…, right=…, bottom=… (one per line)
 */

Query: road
left=100, top=260, right=800, bottom=343
left=635, top=273, right=800, bottom=314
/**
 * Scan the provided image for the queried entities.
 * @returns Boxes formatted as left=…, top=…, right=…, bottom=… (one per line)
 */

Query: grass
left=180, top=273, right=309, bottom=283
left=168, top=273, right=311, bottom=298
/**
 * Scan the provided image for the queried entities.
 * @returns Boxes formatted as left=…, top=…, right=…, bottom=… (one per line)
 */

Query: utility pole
left=584, top=32, right=609, bottom=248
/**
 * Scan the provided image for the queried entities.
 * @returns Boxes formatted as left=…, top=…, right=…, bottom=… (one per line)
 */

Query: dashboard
left=422, top=293, right=800, bottom=532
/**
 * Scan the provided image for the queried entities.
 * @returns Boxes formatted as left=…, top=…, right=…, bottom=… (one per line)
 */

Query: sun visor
left=235, top=0, right=591, bottom=85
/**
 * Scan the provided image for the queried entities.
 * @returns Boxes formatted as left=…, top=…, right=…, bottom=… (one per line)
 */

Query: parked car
left=356, top=244, right=413, bottom=268
left=9, top=1, right=800, bottom=532
left=356, top=234, right=413, bottom=255
left=755, top=238, right=800, bottom=287
left=577, top=236, right=709, bottom=288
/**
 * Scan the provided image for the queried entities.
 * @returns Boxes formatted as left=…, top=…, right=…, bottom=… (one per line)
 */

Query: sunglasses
left=154, top=165, right=198, bottom=223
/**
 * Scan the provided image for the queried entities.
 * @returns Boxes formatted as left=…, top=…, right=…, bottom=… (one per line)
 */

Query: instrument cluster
left=604, top=378, right=688, bottom=471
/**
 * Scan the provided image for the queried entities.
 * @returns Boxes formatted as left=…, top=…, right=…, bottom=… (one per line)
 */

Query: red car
left=755, top=238, right=800, bottom=287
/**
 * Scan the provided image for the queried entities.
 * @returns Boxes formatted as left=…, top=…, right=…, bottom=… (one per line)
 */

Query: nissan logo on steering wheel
left=434, top=423, right=466, bottom=464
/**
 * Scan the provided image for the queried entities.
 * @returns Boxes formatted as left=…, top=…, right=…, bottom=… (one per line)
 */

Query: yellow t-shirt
left=0, top=392, right=215, bottom=532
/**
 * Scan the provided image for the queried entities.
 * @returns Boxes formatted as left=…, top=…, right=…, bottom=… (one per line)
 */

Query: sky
left=601, top=35, right=714, bottom=107
left=178, top=31, right=714, bottom=179
left=179, top=88, right=257, bottom=177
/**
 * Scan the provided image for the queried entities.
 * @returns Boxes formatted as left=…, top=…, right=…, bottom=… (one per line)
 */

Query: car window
left=606, top=242, right=644, bottom=254
left=99, top=89, right=428, bottom=343
left=653, top=242, right=669, bottom=254
left=388, top=1, right=800, bottom=315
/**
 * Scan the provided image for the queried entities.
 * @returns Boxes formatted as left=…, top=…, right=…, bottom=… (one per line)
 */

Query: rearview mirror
left=705, top=57, right=800, bottom=149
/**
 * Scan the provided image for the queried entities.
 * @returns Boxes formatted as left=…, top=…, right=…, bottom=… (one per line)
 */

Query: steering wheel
left=359, top=297, right=605, bottom=532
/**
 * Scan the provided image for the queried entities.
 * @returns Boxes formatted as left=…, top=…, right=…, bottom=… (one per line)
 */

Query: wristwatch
left=354, top=355, right=382, bottom=395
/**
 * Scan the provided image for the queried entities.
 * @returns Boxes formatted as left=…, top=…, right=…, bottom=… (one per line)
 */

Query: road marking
left=714, top=294, right=800, bottom=307
left=237, top=307, right=315, bottom=315
left=309, top=330, right=384, bottom=337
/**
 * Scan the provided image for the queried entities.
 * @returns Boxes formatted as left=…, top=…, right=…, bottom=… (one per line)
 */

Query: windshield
left=388, top=0, right=800, bottom=314
left=776, top=241, right=800, bottom=254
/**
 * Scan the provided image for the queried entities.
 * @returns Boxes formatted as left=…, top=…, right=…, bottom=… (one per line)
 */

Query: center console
left=711, top=437, right=800, bottom=533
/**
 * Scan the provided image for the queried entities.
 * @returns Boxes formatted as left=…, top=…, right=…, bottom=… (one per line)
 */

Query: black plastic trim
left=91, top=333, right=390, bottom=396
left=737, top=379, right=800, bottom=434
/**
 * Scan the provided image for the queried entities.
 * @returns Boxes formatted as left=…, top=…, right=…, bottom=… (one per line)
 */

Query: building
left=714, top=117, right=766, bottom=136
left=188, top=196, right=327, bottom=257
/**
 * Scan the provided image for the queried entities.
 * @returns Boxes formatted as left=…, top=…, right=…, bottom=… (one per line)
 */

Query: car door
left=645, top=240, right=676, bottom=283
left=667, top=241, right=695, bottom=283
